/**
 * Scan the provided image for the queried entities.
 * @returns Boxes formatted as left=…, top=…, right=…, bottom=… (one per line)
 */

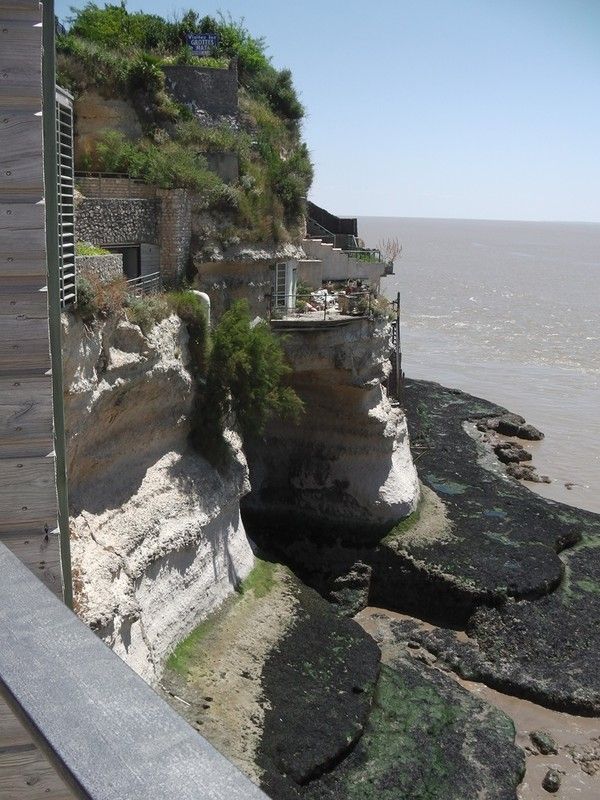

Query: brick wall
left=157, top=189, right=191, bottom=284
left=76, top=175, right=157, bottom=199
left=163, top=62, right=238, bottom=117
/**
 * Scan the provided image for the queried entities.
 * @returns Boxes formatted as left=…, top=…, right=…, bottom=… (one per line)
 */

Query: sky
left=55, top=0, right=600, bottom=222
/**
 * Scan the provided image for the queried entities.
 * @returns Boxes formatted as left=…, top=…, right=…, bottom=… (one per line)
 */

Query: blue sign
left=186, top=33, right=219, bottom=56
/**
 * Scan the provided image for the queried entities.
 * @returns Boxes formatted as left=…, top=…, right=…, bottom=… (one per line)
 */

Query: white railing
left=126, top=271, right=161, bottom=297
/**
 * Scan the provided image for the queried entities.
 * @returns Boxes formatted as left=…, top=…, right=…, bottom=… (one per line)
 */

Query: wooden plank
left=0, top=111, right=43, bottom=192
left=0, top=287, right=47, bottom=315
left=0, top=203, right=46, bottom=263
left=0, top=376, right=53, bottom=456
left=0, top=456, right=57, bottom=530
left=0, top=697, right=31, bottom=749
left=0, top=20, right=41, bottom=99
left=0, top=530, right=62, bottom=594
left=0, top=746, right=73, bottom=800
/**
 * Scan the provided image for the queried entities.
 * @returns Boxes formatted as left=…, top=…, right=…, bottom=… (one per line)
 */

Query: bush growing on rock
left=58, top=4, right=312, bottom=242
left=195, top=300, right=303, bottom=459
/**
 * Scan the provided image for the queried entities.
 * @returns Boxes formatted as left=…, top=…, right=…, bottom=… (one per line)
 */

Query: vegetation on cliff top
left=58, top=3, right=313, bottom=242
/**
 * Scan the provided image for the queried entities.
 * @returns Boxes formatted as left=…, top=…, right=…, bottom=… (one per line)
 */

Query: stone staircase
left=302, top=237, right=391, bottom=283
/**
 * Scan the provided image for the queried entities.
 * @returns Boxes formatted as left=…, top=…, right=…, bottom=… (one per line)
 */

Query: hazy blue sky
left=56, top=1, right=600, bottom=222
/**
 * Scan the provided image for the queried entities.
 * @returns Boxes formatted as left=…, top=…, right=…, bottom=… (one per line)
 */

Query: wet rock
left=530, top=729, right=558, bottom=755
left=329, top=561, right=372, bottom=616
left=506, top=463, right=551, bottom=483
left=258, top=580, right=380, bottom=787
left=483, top=413, right=543, bottom=440
left=519, top=423, right=544, bottom=441
left=542, top=769, right=561, bottom=793
left=494, top=441, right=532, bottom=464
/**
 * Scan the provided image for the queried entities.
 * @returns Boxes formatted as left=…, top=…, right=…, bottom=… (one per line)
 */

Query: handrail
left=0, top=541, right=269, bottom=800
left=345, top=248, right=383, bottom=263
left=126, top=271, right=161, bottom=296
left=267, top=289, right=374, bottom=322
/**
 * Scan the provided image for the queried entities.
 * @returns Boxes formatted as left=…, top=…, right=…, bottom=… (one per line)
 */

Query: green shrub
left=196, top=300, right=303, bottom=458
left=92, top=130, right=225, bottom=197
left=60, top=6, right=313, bottom=236
left=75, top=273, right=127, bottom=322
left=125, top=294, right=170, bottom=335
left=75, top=241, right=110, bottom=256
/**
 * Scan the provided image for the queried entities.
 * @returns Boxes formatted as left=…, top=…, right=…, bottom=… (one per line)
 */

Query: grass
left=58, top=6, right=313, bottom=243
left=166, top=557, right=277, bottom=674
left=75, top=241, right=110, bottom=256
left=236, top=558, right=276, bottom=598
left=166, top=617, right=214, bottom=674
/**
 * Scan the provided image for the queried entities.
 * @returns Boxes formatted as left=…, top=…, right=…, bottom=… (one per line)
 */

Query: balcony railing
left=0, top=540, right=269, bottom=800
left=267, top=289, right=375, bottom=322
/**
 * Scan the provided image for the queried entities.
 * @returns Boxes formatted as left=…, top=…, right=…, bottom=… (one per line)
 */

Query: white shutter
left=56, top=87, right=76, bottom=307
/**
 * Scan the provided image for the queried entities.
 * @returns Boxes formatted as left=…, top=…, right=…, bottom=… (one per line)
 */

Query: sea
left=359, top=217, right=600, bottom=514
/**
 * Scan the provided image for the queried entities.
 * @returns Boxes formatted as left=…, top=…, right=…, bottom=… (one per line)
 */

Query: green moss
left=166, top=558, right=276, bottom=674
left=236, top=558, right=277, bottom=599
left=345, top=665, right=462, bottom=799
left=166, top=618, right=213, bottom=674
left=381, top=500, right=423, bottom=543
left=75, top=241, right=110, bottom=256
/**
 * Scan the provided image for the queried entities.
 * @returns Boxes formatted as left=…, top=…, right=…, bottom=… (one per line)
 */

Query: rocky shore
left=161, top=377, right=600, bottom=799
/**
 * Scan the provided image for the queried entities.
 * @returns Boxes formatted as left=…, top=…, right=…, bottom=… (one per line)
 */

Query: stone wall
left=163, top=62, right=238, bottom=116
left=206, top=152, right=239, bottom=184
left=76, top=198, right=159, bottom=246
left=157, top=188, right=192, bottom=283
left=76, top=253, right=123, bottom=282
left=76, top=175, right=157, bottom=199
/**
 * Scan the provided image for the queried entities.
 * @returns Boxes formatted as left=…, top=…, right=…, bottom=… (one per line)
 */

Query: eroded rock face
left=62, top=313, right=254, bottom=683
left=244, top=318, right=420, bottom=534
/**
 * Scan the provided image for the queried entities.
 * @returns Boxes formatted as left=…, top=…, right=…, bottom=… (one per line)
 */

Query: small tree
left=195, top=300, right=303, bottom=460
left=378, top=237, right=403, bottom=265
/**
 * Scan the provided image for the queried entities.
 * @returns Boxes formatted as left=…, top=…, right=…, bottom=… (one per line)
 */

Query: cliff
left=244, top=317, right=419, bottom=534
left=62, top=313, right=254, bottom=683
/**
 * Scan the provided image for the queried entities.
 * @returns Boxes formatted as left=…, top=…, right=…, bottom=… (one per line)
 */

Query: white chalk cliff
left=62, top=314, right=254, bottom=683
left=244, top=317, right=420, bottom=530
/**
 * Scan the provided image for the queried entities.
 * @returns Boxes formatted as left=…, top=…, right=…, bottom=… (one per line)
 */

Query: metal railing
left=306, top=218, right=388, bottom=267
left=267, top=289, right=374, bottom=322
left=0, top=541, right=269, bottom=800
left=126, top=271, right=161, bottom=297
left=345, top=247, right=384, bottom=264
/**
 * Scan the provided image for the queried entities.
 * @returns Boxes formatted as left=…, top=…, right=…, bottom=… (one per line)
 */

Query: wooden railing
left=0, top=540, right=269, bottom=800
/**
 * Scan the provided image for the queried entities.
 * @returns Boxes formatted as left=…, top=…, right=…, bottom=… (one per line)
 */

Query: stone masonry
left=76, top=253, right=123, bottom=283
left=76, top=198, right=160, bottom=246
left=157, top=188, right=192, bottom=284
left=163, top=62, right=238, bottom=117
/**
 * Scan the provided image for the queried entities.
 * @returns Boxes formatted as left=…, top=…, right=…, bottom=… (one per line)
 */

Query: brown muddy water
left=360, top=217, right=600, bottom=514
left=357, top=608, right=600, bottom=800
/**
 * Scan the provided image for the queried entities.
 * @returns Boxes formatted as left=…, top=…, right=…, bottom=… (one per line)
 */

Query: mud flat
left=358, top=607, right=600, bottom=800
left=161, top=560, right=524, bottom=800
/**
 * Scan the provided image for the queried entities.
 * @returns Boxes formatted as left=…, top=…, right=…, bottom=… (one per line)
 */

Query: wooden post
left=0, top=0, right=65, bottom=599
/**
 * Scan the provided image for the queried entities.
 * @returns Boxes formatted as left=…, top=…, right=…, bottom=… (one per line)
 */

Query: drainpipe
left=42, top=0, right=73, bottom=607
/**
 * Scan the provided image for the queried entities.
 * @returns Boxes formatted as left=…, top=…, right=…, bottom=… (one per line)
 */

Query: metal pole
left=395, top=290, right=402, bottom=400
left=42, top=0, right=73, bottom=607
